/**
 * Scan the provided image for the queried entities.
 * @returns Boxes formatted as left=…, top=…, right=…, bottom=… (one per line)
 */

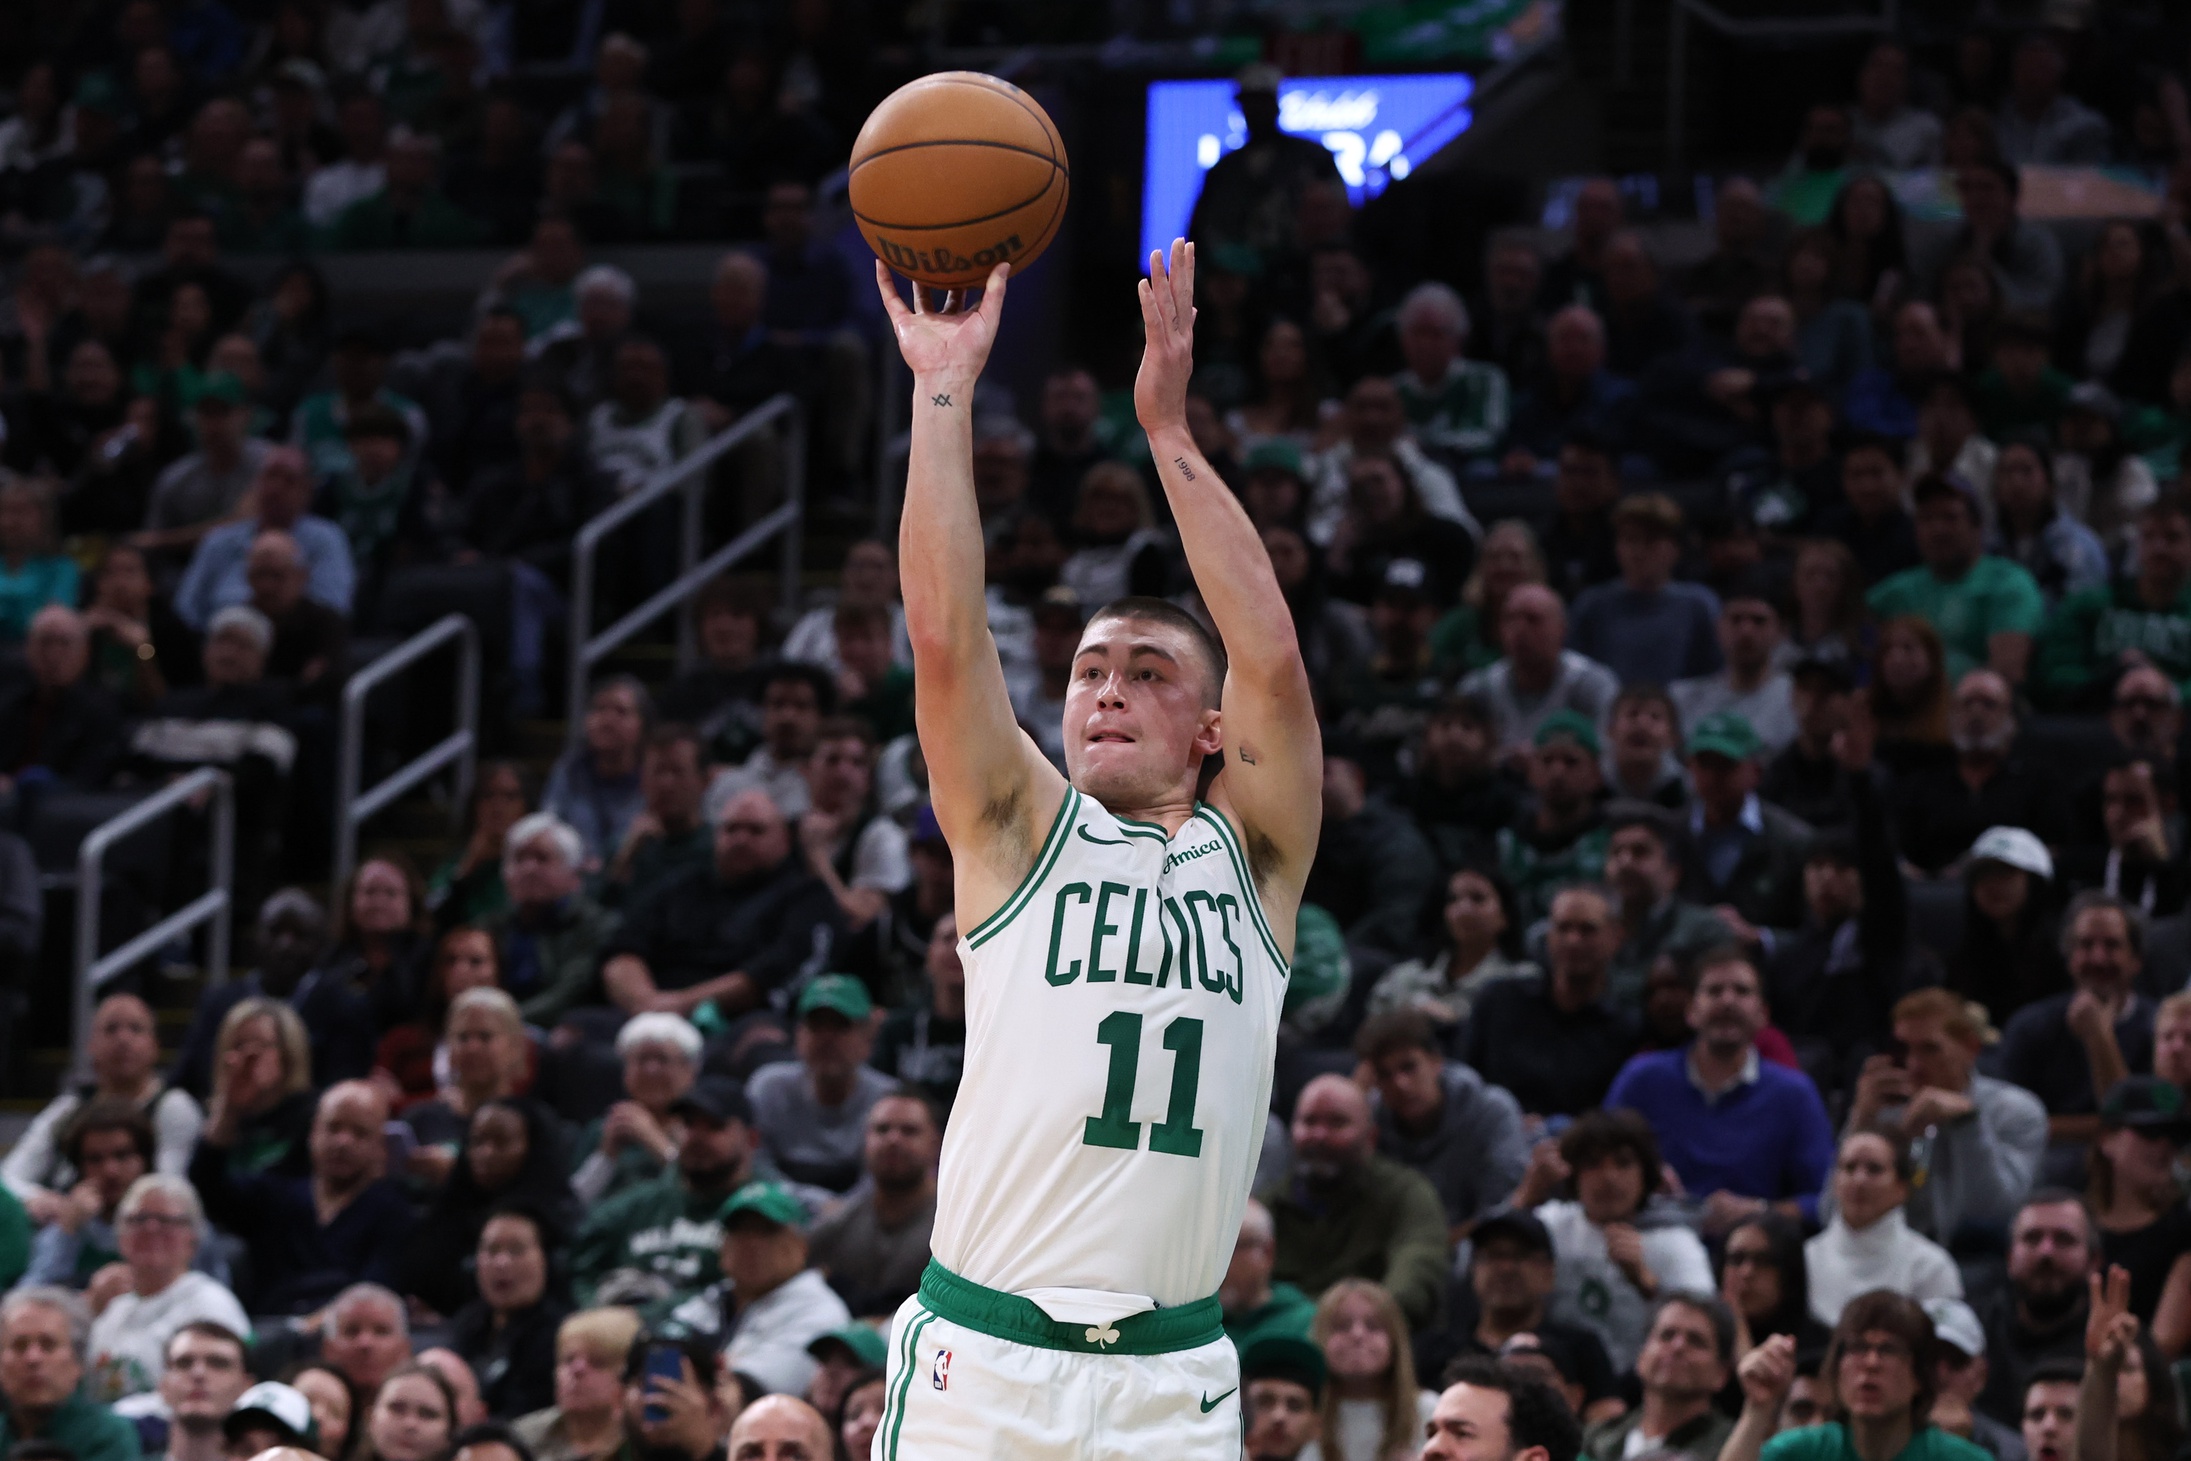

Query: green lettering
left=1123, top=889, right=1155, bottom=986
left=1185, top=890, right=1220, bottom=994
left=1082, top=1011, right=1142, bottom=1149
left=1215, top=893, right=1245, bottom=1005
left=1044, top=883, right=1093, bottom=985
left=1157, top=896, right=1190, bottom=989
left=1086, top=881, right=1128, bottom=983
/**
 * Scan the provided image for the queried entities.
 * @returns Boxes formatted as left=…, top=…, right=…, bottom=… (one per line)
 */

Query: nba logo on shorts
left=931, top=1350, right=952, bottom=1391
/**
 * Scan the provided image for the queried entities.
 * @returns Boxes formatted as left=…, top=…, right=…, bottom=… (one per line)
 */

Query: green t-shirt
left=0, top=1184, right=27, bottom=1289
left=1867, top=556, right=2045, bottom=679
left=1224, top=1281, right=1317, bottom=1353
left=1763, top=1424, right=1991, bottom=1461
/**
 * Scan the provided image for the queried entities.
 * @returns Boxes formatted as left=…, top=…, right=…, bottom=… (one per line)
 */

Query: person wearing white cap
left=223, top=1381, right=321, bottom=1455
left=1998, top=892, right=2156, bottom=1187
left=1923, top=1298, right=2029, bottom=1461
left=1949, top=826, right=2065, bottom=1028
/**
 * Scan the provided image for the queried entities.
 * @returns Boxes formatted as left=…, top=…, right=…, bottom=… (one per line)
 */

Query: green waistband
left=915, top=1261, right=1224, bottom=1356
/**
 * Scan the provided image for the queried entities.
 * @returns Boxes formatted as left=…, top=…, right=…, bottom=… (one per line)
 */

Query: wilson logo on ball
left=873, top=233, right=1027, bottom=278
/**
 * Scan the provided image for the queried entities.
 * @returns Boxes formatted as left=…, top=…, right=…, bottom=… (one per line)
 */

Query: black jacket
left=0, top=675, right=125, bottom=786
left=603, top=855, right=845, bottom=1000
left=450, top=1297, right=572, bottom=1419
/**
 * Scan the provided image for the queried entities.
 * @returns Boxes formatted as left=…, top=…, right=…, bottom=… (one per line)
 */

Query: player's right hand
left=875, top=259, right=1009, bottom=387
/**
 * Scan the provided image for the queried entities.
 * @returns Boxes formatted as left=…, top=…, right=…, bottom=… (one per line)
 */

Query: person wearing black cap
left=1327, top=559, right=1450, bottom=782
left=1764, top=708, right=1912, bottom=1101
left=569, top=1075, right=756, bottom=1310
left=1759, top=656, right=1863, bottom=832
left=1240, top=1335, right=1326, bottom=1461
left=1436, top=1209, right=1621, bottom=1424
left=1186, top=63, right=1345, bottom=262
left=2085, top=1076, right=2191, bottom=1325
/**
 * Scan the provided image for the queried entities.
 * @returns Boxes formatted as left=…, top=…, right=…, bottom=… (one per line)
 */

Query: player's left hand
left=1134, top=238, right=1196, bottom=435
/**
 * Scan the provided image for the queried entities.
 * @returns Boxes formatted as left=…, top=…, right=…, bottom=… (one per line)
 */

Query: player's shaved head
left=727, top=1394, right=831, bottom=1459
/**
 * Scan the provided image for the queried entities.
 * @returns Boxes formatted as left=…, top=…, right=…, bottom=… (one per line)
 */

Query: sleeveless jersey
left=930, top=788, right=1289, bottom=1309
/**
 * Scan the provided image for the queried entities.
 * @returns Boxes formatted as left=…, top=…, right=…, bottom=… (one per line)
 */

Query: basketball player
left=867, top=237, right=1320, bottom=1459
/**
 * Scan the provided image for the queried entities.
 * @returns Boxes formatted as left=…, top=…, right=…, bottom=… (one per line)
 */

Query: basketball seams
left=849, top=137, right=1069, bottom=177
left=872, top=71, right=1061, bottom=168
left=850, top=70, right=1069, bottom=287
left=850, top=170, right=1062, bottom=233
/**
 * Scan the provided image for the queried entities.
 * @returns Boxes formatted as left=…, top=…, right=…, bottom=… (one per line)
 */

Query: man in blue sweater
left=189, top=1078, right=416, bottom=1314
left=1603, top=946, right=1835, bottom=1234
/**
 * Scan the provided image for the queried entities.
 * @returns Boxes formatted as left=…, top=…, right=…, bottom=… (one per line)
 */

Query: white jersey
left=931, top=788, right=1288, bottom=1311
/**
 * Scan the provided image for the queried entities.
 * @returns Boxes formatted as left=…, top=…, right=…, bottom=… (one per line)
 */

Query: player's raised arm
left=1136, top=240, right=1322, bottom=904
left=876, top=262, right=1066, bottom=915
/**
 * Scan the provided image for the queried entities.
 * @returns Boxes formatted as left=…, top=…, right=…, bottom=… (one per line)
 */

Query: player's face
left=1062, top=617, right=1221, bottom=808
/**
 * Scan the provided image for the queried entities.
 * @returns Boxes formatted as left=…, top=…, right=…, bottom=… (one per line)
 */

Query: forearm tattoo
left=1174, top=456, right=1196, bottom=480
left=931, top=392, right=952, bottom=407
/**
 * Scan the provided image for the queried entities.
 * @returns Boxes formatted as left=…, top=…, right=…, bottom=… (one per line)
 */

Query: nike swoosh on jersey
left=1076, top=826, right=1132, bottom=847
left=1200, top=1389, right=1236, bottom=1413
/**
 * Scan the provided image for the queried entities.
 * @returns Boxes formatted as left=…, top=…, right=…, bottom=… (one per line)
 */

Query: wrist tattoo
left=1174, top=456, right=1196, bottom=480
left=930, top=392, right=953, bottom=407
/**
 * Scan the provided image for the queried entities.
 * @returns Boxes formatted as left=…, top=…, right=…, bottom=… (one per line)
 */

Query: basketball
left=849, top=71, right=1070, bottom=290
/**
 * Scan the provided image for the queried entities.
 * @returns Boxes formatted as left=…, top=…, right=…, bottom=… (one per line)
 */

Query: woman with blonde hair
left=206, top=995, right=316, bottom=1178
left=1312, top=1279, right=1435, bottom=1461
left=396, top=988, right=537, bottom=1191
left=511, top=1307, right=644, bottom=1461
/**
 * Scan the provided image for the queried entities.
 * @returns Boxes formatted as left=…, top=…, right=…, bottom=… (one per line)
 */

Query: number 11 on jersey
left=1082, top=1011, right=1206, bottom=1157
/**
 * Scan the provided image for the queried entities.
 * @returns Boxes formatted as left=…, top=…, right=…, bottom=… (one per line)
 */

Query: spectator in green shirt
left=0, top=1287, right=143, bottom=1461
left=1867, top=473, right=2045, bottom=685
left=1394, top=282, right=1512, bottom=467
left=1720, top=1289, right=1990, bottom=1461
left=1221, top=1198, right=1318, bottom=1353
left=2036, top=492, right=2191, bottom=710
left=321, top=130, right=486, bottom=251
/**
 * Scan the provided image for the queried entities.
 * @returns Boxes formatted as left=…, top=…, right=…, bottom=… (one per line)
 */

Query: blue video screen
left=1140, top=73, right=1476, bottom=261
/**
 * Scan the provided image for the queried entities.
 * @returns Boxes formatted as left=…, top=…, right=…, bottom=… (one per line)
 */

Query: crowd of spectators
left=8, top=8, right=2191, bottom=1461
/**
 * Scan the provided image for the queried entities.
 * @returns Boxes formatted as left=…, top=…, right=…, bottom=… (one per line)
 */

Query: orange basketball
left=849, top=71, right=1069, bottom=290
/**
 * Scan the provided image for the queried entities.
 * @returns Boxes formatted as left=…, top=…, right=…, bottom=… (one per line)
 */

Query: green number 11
left=1083, top=1011, right=1205, bottom=1158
